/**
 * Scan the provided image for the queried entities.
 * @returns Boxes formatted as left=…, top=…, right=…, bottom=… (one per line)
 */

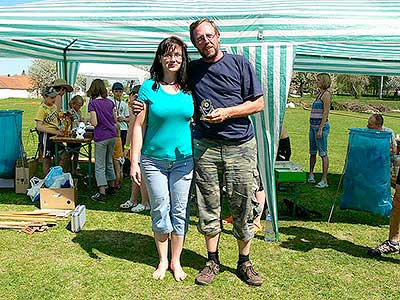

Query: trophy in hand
left=199, top=99, right=214, bottom=121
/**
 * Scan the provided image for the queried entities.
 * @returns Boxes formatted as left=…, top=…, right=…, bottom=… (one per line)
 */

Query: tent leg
left=327, top=144, right=349, bottom=223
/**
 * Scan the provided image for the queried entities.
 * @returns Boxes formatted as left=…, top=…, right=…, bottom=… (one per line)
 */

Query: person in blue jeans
left=130, top=36, right=194, bottom=282
left=87, top=79, right=117, bottom=203
left=308, top=73, right=332, bottom=189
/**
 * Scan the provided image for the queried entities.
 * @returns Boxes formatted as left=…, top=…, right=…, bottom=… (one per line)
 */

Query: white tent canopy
left=2, top=0, right=400, bottom=240
left=78, top=63, right=148, bottom=83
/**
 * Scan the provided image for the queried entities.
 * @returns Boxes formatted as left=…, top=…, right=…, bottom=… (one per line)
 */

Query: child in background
left=111, top=82, right=130, bottom=146
left=111, top=82, right=130, bottom=176
left=113, top=126, right=124, bottom=189
left=35, top=86, right=65, bottom=175
left=119, top=85, right=150, bottom=212
left=68, top=95, right=84, bottom=176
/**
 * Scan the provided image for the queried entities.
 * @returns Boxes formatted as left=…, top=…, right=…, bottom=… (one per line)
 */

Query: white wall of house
left=0, top=89, right=33, bottom=99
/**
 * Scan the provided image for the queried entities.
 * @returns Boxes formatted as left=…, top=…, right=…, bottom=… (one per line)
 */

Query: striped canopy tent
left=1, top=0, right=400, bottom=241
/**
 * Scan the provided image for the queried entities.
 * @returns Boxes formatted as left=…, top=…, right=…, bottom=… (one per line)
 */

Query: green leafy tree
left=385, top=76, right=400, bottom=98
left=367, top=76, right=382, bottom=96
left=74, top=74, right=86, bottom=93
left=336, top=74, right=369, bottom=98
left=290, top=72, right=317, bottom=96
left=27, top=59, right=57, bottom=95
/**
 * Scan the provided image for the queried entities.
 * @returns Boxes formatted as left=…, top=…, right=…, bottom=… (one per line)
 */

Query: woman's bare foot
left=153, top=261, right=169, bottom=280
left=170, top=261, right=186, bottom=282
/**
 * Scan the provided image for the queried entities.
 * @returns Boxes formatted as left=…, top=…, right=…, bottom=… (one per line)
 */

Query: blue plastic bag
left=44, top=166, right=63, bottom=187
left=48, top=173, right=73, bottom=188
left=340, top=128, right=392, bottom=217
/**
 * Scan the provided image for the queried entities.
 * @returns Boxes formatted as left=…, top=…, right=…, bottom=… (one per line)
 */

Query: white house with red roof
left=0, top=75, right=36, bottom=99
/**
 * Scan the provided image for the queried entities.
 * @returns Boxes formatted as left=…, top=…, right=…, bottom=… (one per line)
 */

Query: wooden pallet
left=0, top=209, right=70, bottom=234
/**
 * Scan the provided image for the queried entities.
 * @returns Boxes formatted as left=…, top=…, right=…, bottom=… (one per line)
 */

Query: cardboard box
left=15, top=158, right=38, bottom=194
left=40, top=179, right=77, bottom=210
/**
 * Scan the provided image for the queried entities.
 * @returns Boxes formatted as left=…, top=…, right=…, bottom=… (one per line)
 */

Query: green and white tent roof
left=1, top=0, right=400, bottom=75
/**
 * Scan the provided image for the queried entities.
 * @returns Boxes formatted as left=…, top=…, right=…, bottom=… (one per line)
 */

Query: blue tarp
left=340, top=128, right=392, bottom=217
left=0, top=110, right=23, bottom=178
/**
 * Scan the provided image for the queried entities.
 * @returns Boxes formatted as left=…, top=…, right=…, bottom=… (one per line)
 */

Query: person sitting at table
left=67, top=95, right=84, bottom=176
left=35, top=86, right=66, bottom=175
left=367, top=113, right=397, bottom=154
left=52, top=78, right=73, bottom=111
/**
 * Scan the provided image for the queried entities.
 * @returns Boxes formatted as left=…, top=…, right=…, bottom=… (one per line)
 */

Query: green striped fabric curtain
left=228, top=44, right=295, bottom=241
left=56, top=61, right=80, bottom=110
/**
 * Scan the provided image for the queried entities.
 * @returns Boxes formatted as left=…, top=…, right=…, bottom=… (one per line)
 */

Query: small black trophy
left=200, top=99, right=214, bottom=120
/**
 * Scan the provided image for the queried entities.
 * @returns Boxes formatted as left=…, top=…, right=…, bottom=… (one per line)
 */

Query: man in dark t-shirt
left=189, top=18, right=264, bottom=286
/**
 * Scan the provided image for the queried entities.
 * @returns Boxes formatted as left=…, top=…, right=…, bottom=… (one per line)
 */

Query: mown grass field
left=1, top=97, right=400, bottom=300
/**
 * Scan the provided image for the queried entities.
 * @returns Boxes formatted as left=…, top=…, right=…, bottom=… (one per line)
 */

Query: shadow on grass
left=281, top=173, right=391, bottom=227
left=71, top=229, right=236, bottom=274
left=280, top=226, right=400, bottom=263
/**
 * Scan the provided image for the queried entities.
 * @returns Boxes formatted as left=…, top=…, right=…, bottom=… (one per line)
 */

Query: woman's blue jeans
left=140, top=155, right=193, bottom=235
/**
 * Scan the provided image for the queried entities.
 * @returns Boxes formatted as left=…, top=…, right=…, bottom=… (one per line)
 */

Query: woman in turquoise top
left=308, top=73, right=332, bottom=188
left=130, top=36, right=194, bottom=281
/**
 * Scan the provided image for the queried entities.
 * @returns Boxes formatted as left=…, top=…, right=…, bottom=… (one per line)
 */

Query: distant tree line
left=290, top=72, right=400, bottom=99
left=27, top=60, right=400, bottom=100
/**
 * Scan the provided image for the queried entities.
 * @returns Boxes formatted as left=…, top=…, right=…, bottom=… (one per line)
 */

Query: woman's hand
left=317, top=128, right=323, bottom=139
left=130, top=162, right=141, bottom=186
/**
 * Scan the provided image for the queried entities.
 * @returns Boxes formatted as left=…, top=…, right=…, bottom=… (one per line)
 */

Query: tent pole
left=62, top=39, right=77, bottom=110
left=327, top=142, right=350, bottom=223
left=379, top=76, right=384, bottom=99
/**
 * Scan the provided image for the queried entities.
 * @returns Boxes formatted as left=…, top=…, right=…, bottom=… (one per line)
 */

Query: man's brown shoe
left=236, top=261, right=263, bottom=286
left=195, top=260, right=220, bottom=285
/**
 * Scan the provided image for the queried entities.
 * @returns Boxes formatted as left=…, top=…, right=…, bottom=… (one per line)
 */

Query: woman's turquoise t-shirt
left=138, top=79, right=194, bottom=161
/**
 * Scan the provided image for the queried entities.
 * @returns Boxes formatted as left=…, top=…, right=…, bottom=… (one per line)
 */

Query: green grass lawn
left=1, top=98, right=400, bottom=300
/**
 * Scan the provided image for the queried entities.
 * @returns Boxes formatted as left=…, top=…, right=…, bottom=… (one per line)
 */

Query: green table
left=275, top=161, right=306, bottom=216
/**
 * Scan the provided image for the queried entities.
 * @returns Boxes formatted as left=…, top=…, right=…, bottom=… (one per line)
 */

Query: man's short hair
left=372, top=113, right=384, bottom=127
left=189, top=18, right=220, bottom=45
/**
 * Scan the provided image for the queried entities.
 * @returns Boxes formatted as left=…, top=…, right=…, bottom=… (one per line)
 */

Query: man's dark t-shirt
left=190, top=53, right=263, bottom=142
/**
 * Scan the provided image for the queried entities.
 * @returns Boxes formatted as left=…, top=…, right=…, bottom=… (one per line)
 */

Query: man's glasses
left=196, top=33, right=216, bottom=44
left=162, top=53, right=182, bottom=60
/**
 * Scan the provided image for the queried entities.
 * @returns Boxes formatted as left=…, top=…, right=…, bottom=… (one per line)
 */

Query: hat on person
left=42, top=86, right=59, bottom=97
left=53, top=78, right=73, bottom=92
left=129, top=84, right=141, bottom=95
left=112, top=82, right=124, bottom=91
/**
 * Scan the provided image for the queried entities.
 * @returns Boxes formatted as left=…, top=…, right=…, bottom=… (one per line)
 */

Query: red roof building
left=0, top=75, right=35, bottom=90
left=0, top=75, right=36, bottom=99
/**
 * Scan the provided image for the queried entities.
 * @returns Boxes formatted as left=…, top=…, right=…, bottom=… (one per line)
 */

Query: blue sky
left=0, top=58, right=33, bottom=76
left=0, top=0, right=38, bottom=6
left=0, top=0, right=38, bottom=75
